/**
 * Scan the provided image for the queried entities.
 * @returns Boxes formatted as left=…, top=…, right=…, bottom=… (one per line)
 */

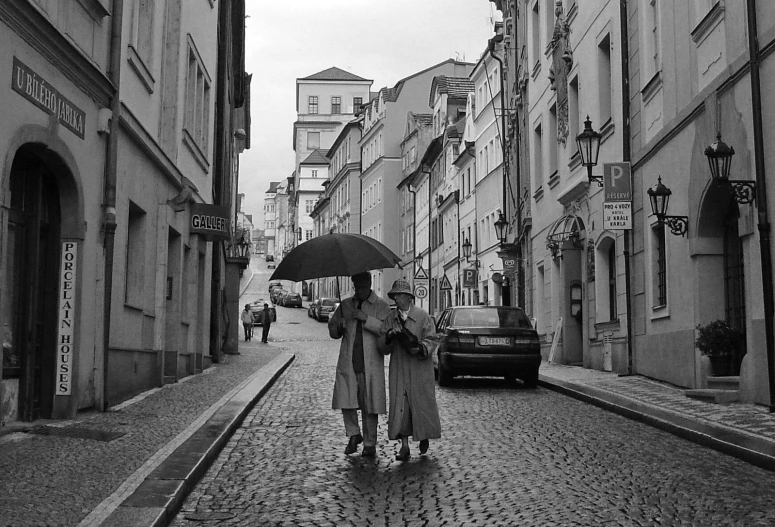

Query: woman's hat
left=387, top=279, right=414, bottom=300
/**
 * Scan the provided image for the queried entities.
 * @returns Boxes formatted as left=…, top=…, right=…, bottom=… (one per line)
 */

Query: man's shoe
left=395, top=446, right=410, bottom=461
left=344, top=434, right=363, bottom=455
left=419, top=439, right=429, bottom=454
left=361, top=445, right=376, bottom=457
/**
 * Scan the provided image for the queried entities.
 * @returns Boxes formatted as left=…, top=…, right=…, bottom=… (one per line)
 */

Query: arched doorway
left=2, top=145, right=62, bottom=421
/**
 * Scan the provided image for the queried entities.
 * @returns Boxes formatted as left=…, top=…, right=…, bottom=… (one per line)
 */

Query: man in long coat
left=328, top=272, right=391, bottom=457
left=380, top=279, right=441, bottom=461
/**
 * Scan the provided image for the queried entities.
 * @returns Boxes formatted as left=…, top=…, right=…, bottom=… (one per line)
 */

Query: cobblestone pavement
left=0, top=260, right=280, bottom=527
left=171, top=304, right=775, bottom=527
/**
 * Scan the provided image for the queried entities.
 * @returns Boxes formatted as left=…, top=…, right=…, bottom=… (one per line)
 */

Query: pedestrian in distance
left=241, top=304, right=253, bottom=342
left=260, top=303, right=272, bottom=343
left=380, top=279, right=441, bottom=461
left=328, top=272, right=392, bottom=457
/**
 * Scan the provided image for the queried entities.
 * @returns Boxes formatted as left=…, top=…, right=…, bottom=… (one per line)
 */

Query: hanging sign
left=12, top=57, right=86, bottom=139
left=603, top=163, right=631, bottom=201
left=55, top=242, right=77, bottom=396
left=190, top=204, right=231, bottom=240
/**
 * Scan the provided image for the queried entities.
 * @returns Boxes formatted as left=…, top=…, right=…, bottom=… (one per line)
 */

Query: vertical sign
left=603, top=162, right=633, bottom=230
left=55, top=242, right=77, bottom=395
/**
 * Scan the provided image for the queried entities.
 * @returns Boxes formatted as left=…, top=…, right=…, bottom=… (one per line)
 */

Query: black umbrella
left=269, top=233, right=402, bottom=283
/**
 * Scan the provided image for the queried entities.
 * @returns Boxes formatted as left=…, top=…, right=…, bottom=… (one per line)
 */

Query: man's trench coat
left=328, top=290, right=391, bottom=414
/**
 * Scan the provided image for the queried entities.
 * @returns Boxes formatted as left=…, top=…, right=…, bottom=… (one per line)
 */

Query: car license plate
left=479, top=337, right=510, bottom=346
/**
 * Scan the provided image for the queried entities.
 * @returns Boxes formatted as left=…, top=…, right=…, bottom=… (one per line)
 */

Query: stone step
left=685, top=388, right=739, bottom=404
left=707, top=376, right=740, bottom=391
left=163, top=375, right=177, bottom=385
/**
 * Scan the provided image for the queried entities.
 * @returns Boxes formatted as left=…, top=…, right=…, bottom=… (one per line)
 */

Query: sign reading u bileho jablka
left=602, top=162, right=632, bottom=230
left=12, top=57, right=86, bottom=139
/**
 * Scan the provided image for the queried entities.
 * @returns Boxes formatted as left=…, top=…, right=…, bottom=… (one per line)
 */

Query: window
left=184, top=44, right=212, bottom=155
left=653, top=224, right=667, bottom=307
left=548, top=104, right=558, bottom=176
left=545, top=0, right=555, bottom=51
left=132, top=0, right=155, bottom=66
left=306, top=200, right=315, bottom=213
left=531, top=1, right=541, bottom=68
left=598, top=34, right=612, bottom=126
left=312, top=170, right=318, bottom=178
left=308, top=96, right=318, bottom=114
left=306, top=229, right=313, bottom=241
left=642, top=0, right=661, bottom=83
left=307, top=132, right=320, bottom=149
left=125, top=202, right=147, bottom=306
left=353, top=97, right=362, bottom=111
left=533, top=121, right=543, bottom=187
left=607, top=243, right=618, bottom=321
left=331, top=96, right=341, bottom=114
left=569, top=76, right=580, bottom=156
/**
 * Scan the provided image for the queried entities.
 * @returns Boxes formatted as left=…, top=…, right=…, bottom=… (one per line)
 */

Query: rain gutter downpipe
left=620, top=0, right=635, bottom=377
left=746, top=0, right=775, bottom=412
left=102, top=0, right=124, bottom=411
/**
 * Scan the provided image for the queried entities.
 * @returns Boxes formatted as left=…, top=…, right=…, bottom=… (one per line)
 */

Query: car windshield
left=322, top=299, right=337, bottom=306
left=450, top=307, right=533, bottom=329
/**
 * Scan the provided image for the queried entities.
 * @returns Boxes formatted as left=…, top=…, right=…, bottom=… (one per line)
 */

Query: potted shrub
left=695, top=320, right=743, bottom=376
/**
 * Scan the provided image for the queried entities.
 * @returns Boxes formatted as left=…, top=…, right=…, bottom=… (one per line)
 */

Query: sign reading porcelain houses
left=12, top=57, right=86, bottom=139
left=55, top=242, right=77, bottom=396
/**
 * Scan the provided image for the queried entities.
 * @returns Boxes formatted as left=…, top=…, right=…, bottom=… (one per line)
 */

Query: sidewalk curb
left=538, top=375, right=775, bottom=473
left=101, top=352, right=295, bottom=527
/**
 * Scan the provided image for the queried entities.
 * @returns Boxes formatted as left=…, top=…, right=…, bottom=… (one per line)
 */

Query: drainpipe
left=489, top=34, right=524, bottom=308
left=746, top=0, right=775, bottom=412
left=619, top=0, right=635, bottom=377
left=101, top=0, right=123, bottom=411
left=456, top=189, right=461, bottom=305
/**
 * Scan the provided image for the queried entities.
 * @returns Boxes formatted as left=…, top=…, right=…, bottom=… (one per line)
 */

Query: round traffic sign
left=414, top=285, right=428, bottom=299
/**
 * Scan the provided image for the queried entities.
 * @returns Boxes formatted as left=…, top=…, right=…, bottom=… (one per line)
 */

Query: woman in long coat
left=380, top=279, right=441, bottom=461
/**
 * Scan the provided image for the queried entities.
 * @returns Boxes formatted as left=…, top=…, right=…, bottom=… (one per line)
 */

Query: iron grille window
left=608, top=242, right=618, bottom=321
left=655, top=224, right=667, bottom=306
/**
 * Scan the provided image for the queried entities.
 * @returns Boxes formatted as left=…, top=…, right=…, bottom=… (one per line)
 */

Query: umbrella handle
left=336, top=276, right=341, bottom=303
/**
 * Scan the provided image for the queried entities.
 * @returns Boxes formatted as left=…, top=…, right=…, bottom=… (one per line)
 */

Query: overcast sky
left=240, top=0, right=501, bottom=226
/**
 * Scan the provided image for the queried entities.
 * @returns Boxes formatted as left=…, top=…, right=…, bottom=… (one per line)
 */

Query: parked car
left=314, top=297, right=339, bottom=322
left=267, top=262, right=276, bottom=269
left=308, top=298, right=320, bottom=319
left=249, top=298, right=276, bottom=326
left=265, top=254, right=274, bottom=262
left=434, top=306, right=540, bottom=387
left=283, top=292, right=303, bottom=308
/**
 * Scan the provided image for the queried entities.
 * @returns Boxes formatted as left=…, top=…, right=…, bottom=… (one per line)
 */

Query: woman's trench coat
left=328, top=291, right=392, bottom=414
left=379, top=305, right=442, bottom=441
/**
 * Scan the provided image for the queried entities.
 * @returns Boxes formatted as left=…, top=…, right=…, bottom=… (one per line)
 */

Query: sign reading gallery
left=55, top=242, right=77, bottom=396
left=12, top=57, right=86, bottom=139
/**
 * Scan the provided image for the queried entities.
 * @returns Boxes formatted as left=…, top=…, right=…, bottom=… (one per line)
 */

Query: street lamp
left=494, top=213, right=508, bottom=245
left=647, top=176, right=689, bottom=236
left=576, top=116, right=603, bottom=187
left=462, top=238, right=480, bottom=267
left=704, top=133, right=756, bottom=204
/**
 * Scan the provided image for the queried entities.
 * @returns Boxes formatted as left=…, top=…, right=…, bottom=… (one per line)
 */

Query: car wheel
left=437, top=365, right=453, bottom=387
left=522, top=369, right=539, bottom=388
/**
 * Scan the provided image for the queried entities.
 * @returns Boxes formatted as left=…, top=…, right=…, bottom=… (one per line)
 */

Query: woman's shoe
left=419, top=439, right=429, bottom=454
left=395, top=446, right=410, bottom=461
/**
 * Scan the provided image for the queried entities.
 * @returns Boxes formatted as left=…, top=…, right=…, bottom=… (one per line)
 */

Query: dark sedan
left=283, top=292, right=303, bottom=308
left=434, top=306, right=540, bottom=387
left=249, top=299, right=276, bottom=325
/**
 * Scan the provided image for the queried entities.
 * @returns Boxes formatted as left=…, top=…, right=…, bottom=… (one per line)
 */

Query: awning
left=546, top=214, right=585, bottom=255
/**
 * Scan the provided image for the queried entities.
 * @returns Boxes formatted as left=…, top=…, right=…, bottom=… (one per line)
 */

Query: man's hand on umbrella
left=353, top=309, right=368, bottom=322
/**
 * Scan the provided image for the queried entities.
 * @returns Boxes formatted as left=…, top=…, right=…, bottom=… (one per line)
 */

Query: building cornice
left=0, top=0, right=115, bottom=108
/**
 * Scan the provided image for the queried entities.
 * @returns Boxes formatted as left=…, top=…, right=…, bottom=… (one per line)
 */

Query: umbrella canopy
left=269, top=233, right=402, bottom=282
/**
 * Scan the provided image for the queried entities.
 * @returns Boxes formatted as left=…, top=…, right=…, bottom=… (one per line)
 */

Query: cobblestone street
left=171, top=291, right=775, bottom=527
